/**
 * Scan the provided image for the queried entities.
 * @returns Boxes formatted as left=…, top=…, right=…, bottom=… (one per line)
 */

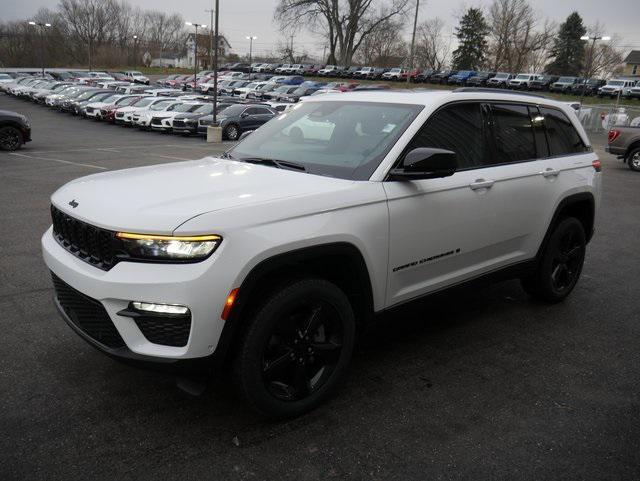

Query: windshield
left=608, top=80, right=624, bottom=86
left=174, top=103, right=202, bottom=112
left=229, top=101, right=422, bottom=180
left=515, top=74, right=530, bottom=80
left=193, top=104, right=214, bottom=114
left=558, top=77, right=575, bottom=82
left=131, top=98, right=155, bottom=107
left=150, top=100, right=173, bottom=110
left=76, top=90, right=100, bottom=100
left=390, top=68, right=401, bottom=73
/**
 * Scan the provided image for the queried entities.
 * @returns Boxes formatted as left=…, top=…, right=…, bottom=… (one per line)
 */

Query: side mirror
left=389, top=147, right=457, bottom=180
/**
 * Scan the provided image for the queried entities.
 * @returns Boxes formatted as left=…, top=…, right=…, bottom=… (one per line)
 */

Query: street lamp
left=246, top=36, right=257, bottom=64
left=133, top=35, right=138, bottom=71
left=28, top=21, right=51, bottom=77
left=185, top=22, right=207, bottom=90
left=579, top=34, right=610, bottom=106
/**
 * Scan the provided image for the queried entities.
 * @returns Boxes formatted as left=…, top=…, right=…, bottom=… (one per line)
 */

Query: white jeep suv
left=43, top=90, right=600, bottom=418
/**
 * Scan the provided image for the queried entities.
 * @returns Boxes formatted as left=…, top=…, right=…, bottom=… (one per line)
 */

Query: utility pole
left=246, top=36, right=257, bottom=64
left=185, top=22, right=207, bottom=89
left=290, top=34, right=294, bottom=63
left=28, top=21, right=52, bottom=77
left=206, top=7, right=214, bottom=69
left=407, top=0, right=420, bottom=84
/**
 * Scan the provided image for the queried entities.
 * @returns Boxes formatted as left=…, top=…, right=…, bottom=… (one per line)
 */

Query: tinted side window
left=407, top=102, right=486, bottom=169
left=529, top=106, right=549, bottom=158
left=489, top=104, right=536, bottom=163
left=541, top=107, right=587, bottom=156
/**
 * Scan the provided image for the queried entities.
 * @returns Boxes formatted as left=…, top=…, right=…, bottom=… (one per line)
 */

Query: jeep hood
left=50, top=157, right=355, bottom=234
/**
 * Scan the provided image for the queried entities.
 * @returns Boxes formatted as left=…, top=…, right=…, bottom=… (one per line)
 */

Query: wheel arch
left=213, top=242, right=375, bottom=367
left=536, top=192, right=596, bottom=260
left=625, top=140, right=640, bottom=161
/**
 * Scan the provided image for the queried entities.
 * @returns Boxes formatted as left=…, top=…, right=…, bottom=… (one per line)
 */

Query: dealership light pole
left=28, top=21, right=51, bottom=77
left=132, top=35, right=138, bottom=71
left=579, top=34, right=610, bottom=106
left=246, top=36, right=257, bottom=64
left=186, top=22, right=207, bottom=89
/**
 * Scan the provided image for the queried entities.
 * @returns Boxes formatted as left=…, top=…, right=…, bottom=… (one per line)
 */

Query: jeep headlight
left=116, top=232, right=221, bottom=261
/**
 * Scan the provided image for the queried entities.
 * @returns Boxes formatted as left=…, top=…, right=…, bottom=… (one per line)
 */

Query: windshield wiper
left=238, top=157, right=307, bottom=172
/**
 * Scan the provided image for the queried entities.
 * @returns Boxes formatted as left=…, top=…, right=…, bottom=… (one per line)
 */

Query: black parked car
left=0, top=110, right=31, bottom=151
left=571, top=78, right=606, bottom=96
left=549, top=76, right=581, bottom=93
left=227, top=63, right=253, bottom=73
left=529, top=74, right=559, bottom=91
left=430, top=70, right=458, bottom=84
left=466, top=72, right=497, bottom=87
left=275, top=86, right=323, bottom=103
left=205, top=104, right=277, bottom=140
left=413, top=69, right=436, bottom=83
left=172, top=103, right=220, bottom=135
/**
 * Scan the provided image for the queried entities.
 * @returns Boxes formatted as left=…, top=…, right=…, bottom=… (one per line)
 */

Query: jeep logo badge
left=68, top=199, right=79, bottom=208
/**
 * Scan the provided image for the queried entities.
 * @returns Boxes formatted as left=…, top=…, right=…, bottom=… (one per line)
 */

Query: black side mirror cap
left=389, top=147, right=457, bottom=180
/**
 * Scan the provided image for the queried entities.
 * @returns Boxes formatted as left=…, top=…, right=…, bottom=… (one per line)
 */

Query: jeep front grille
left=51, top=205, right=118, bottom=270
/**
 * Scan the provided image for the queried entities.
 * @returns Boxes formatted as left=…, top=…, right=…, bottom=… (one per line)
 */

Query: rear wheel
left=234, top=278, right=355, bottom=418
left=626, top=147, right=640, bottom=172
left=0, top=126, right=23, bottom=151
left=522, top=217, right=586, bottom=302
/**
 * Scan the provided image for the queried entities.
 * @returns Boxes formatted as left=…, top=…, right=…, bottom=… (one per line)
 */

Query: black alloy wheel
left=0, top=126, right=23, bottom=151
left=225, top=123, right=240, bottom=141
left=234, top=278, right=355, bottom=418
left=522, top=217, right=586, bottom=302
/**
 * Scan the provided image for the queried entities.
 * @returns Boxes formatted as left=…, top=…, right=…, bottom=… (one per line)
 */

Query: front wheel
left=0, top=126, right=24, bottom=151
left=522, top=217, right=586, bottom=302
left=233, top=278, right=355, bottom=418
left=626, top=147, right=640, bottom=172
left=224, top=123, right=240, bottom=141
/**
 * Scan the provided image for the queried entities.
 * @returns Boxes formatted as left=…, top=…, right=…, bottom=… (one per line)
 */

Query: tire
left=0, top=126, right=23, bottom=151
left=626, top=147, right=640, bottom=172
left=233, top=278, right=356, bottom=418
left=521, top=217, right=586, bottom=303
left=224, top=123, right=240, bottom=141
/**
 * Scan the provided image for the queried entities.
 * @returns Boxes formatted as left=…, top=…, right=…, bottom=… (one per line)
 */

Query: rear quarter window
left=540, top=107, right=588, bottom=156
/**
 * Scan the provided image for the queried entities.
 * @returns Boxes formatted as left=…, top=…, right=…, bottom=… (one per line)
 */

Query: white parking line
left=9, top=153, right=107, bottom=170
left=14, top=144, right=196, bottom=154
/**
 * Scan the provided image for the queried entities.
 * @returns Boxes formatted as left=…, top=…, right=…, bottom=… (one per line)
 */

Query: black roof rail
left=453, top=87, right=547, bottom=99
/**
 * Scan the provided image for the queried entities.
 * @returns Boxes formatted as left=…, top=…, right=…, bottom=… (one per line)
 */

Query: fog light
left=132, top=302, right=189, bottom=315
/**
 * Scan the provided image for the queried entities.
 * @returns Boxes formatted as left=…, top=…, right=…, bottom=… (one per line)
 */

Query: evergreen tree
left=451, top=8, right=490, bottom=70
left=546, top=12, right=586, bottom=75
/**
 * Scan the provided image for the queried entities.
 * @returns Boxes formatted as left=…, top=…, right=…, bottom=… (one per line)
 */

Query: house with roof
left=149, top=33, right=232, bottom=69
left=623, top=50, right=640, bottom=76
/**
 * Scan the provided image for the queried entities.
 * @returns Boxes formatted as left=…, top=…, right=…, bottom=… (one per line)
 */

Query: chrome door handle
left=540, top=168, right=559, bottom=178
left=469, top=179, right=495, bottom=190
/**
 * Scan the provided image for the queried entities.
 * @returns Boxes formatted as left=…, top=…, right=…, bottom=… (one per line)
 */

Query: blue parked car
left=447, top=70, right=477, bottom=85
left=276, top=75, right=305, bottom=86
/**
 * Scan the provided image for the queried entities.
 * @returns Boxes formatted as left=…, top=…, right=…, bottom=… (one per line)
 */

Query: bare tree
left=414, top=18, right=451, bottom=70
left=582, top=21, right=624, bottom=78
left=355, top=17, right=407, bottom=66
left=274, top=0, right=410, bottom=66
left=488, top=0, right=552, bottom=73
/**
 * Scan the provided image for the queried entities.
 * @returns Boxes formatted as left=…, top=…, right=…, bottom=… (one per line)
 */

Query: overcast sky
left=4, top=0, right=640, bottom=58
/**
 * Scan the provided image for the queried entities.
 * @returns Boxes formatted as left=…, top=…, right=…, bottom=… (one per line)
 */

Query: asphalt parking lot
left=1, top=94, right=640, bottom=481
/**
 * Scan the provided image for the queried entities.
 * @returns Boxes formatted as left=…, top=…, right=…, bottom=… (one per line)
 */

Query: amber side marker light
left=221, top=288, right=239, bottom=321
left=592, top=159, right=602, bottom=172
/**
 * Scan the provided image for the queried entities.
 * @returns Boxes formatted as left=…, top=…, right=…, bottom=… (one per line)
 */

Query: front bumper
left=42, top=227, right=231, bottom=362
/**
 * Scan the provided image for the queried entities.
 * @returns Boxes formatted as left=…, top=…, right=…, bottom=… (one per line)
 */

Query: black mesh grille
left=133, top=314, right=191, bottom=347
left=51, top=205, right=118, bottom=271
left=172, top=119, right=185, bottom=128
left=151, top=116, right=163, bottom=126
left=52, top=273, right=125, bottom=349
